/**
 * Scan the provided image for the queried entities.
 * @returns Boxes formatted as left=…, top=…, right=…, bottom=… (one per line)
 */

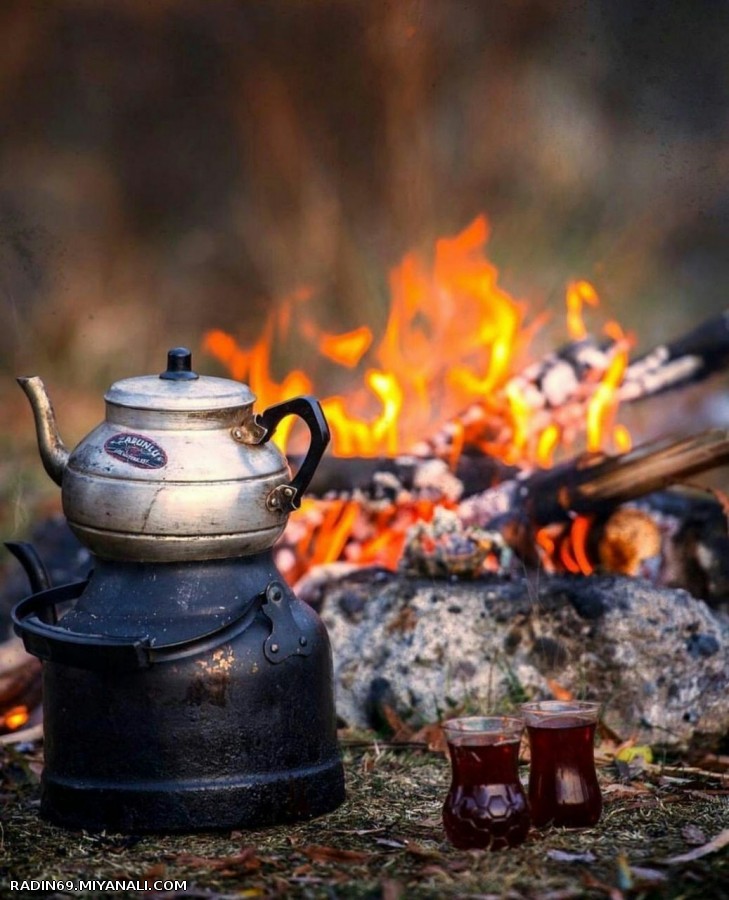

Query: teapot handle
left=256, top=396, right=330, bottom=511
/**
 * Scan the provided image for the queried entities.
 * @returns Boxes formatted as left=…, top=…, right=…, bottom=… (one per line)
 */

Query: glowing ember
left=2, top=704, right=29, bottom=732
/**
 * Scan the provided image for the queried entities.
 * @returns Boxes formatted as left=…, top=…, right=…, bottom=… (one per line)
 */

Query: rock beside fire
left=301, top=567, right=729, bottom=749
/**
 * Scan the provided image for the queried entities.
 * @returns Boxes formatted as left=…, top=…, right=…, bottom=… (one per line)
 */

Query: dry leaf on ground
left=662, top=828, right=729, bottom=865
left=301, top=844, right=373, bottom=864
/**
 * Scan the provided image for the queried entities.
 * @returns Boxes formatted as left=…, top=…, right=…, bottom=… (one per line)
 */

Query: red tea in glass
left=521, top=701, right=602, bottom=828
left=442, top=716, right=530, bottom=850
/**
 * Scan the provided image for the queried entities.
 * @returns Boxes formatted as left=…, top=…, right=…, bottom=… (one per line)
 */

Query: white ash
left=400, top=507, right=511, bottom=579
left=411, top=458, right=464, bottom=501
left=457, top=479, right=522, bottom=526
left=619, top=353, right=701, bottom=401
left=538, top=359, right=579, bottom=408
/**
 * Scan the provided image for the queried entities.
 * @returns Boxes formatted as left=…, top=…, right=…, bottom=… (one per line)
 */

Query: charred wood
left=298, top=428, right=729, bottom=525
left=619, top=308, right=729, bottom=402
left=413, top=309, right=729, bottom=459
left=290, top=451, right=519, bottom=502
left=461, top=428, right=729, bottom=528
left=294, top=312, right=729, bottom=504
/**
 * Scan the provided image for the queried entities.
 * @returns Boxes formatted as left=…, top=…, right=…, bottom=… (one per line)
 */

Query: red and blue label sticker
left=104, top=433, right=168, bottom=469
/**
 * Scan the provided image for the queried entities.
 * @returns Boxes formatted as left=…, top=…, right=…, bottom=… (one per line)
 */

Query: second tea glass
left=442, top=716, right=530, bottom=850
left=521, top=700, right=602, bottom=828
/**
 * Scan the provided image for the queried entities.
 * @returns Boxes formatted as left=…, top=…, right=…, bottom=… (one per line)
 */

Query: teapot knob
left=159, top=347, right=200, bottom=381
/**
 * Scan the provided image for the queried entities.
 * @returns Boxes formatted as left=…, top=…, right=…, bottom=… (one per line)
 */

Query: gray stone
left=305, top=568, right=729, bottom=750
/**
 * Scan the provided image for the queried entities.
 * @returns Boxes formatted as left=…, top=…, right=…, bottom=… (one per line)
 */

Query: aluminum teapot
left=18, top=347, right=330, bottom=562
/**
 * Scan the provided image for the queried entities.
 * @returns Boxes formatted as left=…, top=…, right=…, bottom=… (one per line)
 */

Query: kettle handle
left=12, top=581, right=263, bottom=671
left=256, top=396, right=330, bottom=511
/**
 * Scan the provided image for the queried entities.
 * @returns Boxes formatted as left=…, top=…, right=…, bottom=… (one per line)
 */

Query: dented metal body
left=17, top=349, right=330, bottom=562
left=12, top=552, right=345, bottom=832
left=61, top=403, right=292, bottom=561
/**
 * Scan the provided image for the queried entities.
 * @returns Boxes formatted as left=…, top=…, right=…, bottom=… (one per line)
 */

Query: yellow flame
left=613, top=423, right=632, bottom=453
left=536, top=423, right=561, bottom=468
left=586, top=333, right=630, bottom=452
left=566, top=280, right=599, bottom=340
left=504, top=382, right=531, bottom=462
left=200, top=220, right=644, bottom=577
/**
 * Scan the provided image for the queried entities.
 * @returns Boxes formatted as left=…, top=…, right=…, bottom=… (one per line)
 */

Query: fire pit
left=189, top=220, right=729, bottom=756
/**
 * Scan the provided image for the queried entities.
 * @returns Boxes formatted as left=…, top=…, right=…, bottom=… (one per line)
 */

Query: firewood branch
left=460, top=428, right=729, bottom=528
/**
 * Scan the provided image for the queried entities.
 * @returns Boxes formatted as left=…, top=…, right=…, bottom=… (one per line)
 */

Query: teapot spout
left=17, top=375, right=70, bottom=486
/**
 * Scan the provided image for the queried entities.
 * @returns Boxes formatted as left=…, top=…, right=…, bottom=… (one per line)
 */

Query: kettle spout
left=17, top=375, right=70, bottom=487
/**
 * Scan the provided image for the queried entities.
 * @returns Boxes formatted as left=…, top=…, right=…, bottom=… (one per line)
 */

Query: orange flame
left=318, top=327, right=373, bottom=368
left=203, top=323, right=313, bottom=449
left=203, top=224, right=629, bottom=464
left=570, top=515, right=595, bottom=576
left=504, top=382, right=532, bottom=464
left=203, top=216, right=634, bottom=574
left=204, top=215, right=532, bottom=459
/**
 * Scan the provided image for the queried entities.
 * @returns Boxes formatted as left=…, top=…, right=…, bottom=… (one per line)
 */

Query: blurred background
left=2, top=0, right=729, bottom=539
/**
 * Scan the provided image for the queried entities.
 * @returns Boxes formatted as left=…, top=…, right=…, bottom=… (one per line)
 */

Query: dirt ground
left=1, top=732, right=728, bottom=900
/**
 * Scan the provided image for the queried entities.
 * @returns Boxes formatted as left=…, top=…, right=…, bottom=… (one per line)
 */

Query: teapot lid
left=105, top=348, right=255, bottom=411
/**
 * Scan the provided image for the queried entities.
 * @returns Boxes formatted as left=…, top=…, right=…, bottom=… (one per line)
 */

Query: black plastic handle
left=12, top=582, right=148, bottom=670
left=256, top=395, right=331, bottom=509
left=12, top=583, right=262, bottom=672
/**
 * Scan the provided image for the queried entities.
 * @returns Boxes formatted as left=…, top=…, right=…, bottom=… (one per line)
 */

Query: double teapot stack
left=11, top=348, right=345, bottom=833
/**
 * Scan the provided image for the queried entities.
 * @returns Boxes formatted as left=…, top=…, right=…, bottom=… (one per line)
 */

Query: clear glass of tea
left=442, top=716, right=530, bottom=850
left=521, top=700, right=603, bottom=828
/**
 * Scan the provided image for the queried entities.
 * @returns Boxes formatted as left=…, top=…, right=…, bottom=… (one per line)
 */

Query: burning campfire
left=200, top=215, right=729, bottom=594
left=2, top=214, right=729, bottom=755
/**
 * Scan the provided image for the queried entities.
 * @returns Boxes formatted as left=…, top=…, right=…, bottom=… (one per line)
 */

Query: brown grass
left=1, top=735, right=728, bottom=899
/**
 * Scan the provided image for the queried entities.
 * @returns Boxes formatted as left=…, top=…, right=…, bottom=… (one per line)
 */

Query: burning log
left=594, top=507, right=663, bottom=578
left=295, top=311, right=729, bottom=504
left=423, top=429, right=729, bottom=593
left=460, top=428, right=729, bottom=529
left=277, top=305, right=729, bottom=586
left=283, top=428, right=729, bottom=594
left=280, top=311, right=729, bottom=590
left=412, top=308, right=729, bottom=463
left=292, top=430, right=729, bottom=553
left=295, top=451, right=519, bottom=503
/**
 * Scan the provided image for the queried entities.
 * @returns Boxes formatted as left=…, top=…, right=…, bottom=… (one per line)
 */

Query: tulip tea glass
left=521, top=700, right=602, bottom=828
left=442, top=716, right=530, bottom=850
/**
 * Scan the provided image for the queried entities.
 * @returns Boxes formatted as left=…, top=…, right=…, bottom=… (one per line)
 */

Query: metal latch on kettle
left=261, top=581, right=312, bottom=664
